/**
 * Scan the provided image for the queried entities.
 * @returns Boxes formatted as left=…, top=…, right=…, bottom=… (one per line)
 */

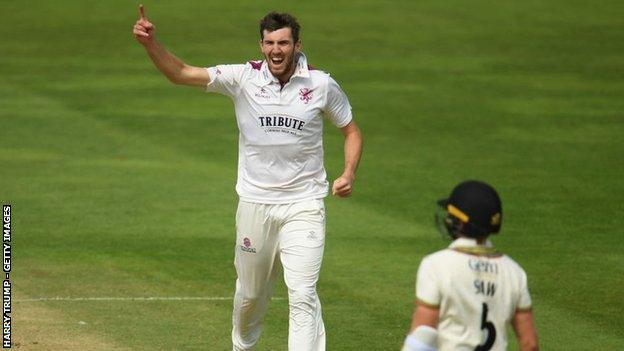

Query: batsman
left=133, top=6, right=363, bottom=351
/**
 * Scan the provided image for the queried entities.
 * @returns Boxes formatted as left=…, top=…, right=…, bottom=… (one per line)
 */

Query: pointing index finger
left=139, top=4, right=147, bottom=20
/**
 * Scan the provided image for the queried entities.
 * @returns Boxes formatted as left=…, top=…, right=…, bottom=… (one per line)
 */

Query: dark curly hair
left=259, top=12, right=301, bottom=43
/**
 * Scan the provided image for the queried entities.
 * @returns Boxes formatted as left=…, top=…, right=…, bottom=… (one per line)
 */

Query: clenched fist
left=332, top=173, right=355, bottom=197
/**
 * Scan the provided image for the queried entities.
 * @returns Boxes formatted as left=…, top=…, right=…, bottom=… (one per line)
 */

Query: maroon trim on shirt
left=307, top=64, right=316, bottom=71
left=248, top=61, right=262, bottom=70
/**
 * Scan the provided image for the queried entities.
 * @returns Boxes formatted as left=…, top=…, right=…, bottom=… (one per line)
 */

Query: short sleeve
left=416, top=257, right=441, bottom=307
left=516, top=269, right=532, bottom=311
left=205, top=64, right=246, bottom=98
left=323, top=76, right=353, bottom=128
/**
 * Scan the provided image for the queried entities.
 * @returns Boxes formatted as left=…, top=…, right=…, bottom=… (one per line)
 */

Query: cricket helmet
left=435, top=180, right=502, bottom=239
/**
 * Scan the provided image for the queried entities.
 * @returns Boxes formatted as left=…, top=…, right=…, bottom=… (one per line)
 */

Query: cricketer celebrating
left=133, top=7, right=363, bottom=351
left=402, top=181, right=539, bottom=351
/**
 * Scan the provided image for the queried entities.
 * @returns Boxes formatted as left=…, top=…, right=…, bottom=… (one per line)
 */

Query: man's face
left=260, top=27, right=301, bottom=83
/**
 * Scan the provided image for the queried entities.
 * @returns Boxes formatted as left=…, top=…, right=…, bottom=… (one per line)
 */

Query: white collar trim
left=449, top=237, right=494, bottom=249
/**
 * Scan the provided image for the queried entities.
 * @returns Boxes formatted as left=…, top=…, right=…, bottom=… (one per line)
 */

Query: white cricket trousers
left=232, top=199, right=326, bottom=351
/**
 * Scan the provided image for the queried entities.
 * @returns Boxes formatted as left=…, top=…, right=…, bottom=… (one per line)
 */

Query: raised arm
left=332, top=120, right=363, bottom=197
left=133, top=4, right=210, bottom=87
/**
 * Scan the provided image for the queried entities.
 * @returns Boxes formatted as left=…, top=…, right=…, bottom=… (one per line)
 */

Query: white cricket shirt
left=205, top=53, right=352, bottom=204
left=416, top=238, right=532, bottom=351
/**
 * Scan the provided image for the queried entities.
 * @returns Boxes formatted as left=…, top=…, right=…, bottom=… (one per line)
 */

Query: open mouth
left=270, top=57, right=284, bottom=66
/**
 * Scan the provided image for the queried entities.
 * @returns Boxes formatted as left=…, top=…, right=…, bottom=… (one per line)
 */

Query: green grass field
left=2, top=0, right=623, bottom=349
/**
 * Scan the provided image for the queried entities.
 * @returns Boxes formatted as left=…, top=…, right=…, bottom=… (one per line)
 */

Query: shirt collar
left=291, top=52, right=311, bottom=79
left=449, top=237, right=494, bottom=249
left=257, top=52, right=310, bottom=86
left=449, top=237, right=501, bottom=257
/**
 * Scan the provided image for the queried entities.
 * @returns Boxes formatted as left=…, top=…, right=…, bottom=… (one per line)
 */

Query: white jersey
left=205, top=53, right=352, bottom=204
left=416, top=238, right=532, bottom=351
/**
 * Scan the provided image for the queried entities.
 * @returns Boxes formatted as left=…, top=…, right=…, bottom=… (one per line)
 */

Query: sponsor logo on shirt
left=254, top=87, right=270, bottom=99
left=258, top=115, right=306, bottom=136
left=299, top=88, right=313, bottom=104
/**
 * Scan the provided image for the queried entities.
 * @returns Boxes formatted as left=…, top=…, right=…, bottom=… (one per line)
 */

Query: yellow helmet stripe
left=447, top=204, right=469, bottom=223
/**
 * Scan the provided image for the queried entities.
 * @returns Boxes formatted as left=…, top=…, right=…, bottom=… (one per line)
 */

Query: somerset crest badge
left=241, top=237, right=257, bottom=253
left=299, top=88, right=313, bottom=104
